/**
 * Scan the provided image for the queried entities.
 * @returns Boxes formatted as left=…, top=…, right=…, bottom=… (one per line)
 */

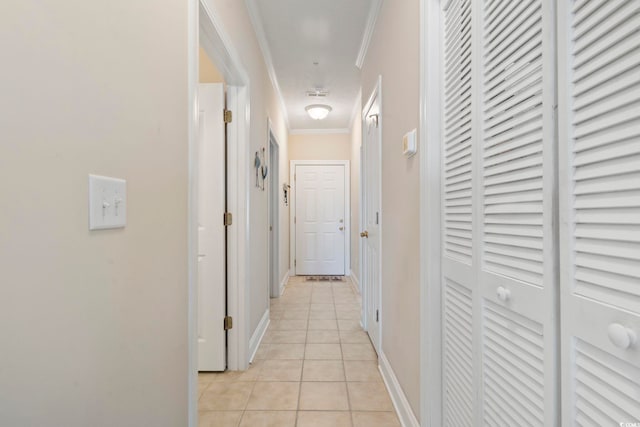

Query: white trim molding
left=289, top=128, right=350, bottom=135
left=279, top=270, right=290, bottom=296
left=379, top=351, right=420, bottom=427
left=419, top=0, right=443, bottom=426
left=244, top=0, right=291, bottom=131
left=248, top=309, right=270, bottom=363
left=349, top=270, right=360, bottom=294
left=355, top=0, right=383, bottom=69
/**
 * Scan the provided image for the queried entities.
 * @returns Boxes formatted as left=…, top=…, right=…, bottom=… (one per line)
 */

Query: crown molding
left=289, top=128, right=351, bottom=135
left=355, top=0, right=383, bottom=69
left=245, top=0, right=291, bottom=131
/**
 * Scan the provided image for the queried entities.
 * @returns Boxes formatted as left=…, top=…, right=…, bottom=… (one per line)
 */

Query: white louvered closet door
left=479, top=0, right=558, bottom=426
left=441, top=0, right=475, bottom=425
left=558, top=1, right=640, bottom=425
left=441, top=0, right=559, bottom=425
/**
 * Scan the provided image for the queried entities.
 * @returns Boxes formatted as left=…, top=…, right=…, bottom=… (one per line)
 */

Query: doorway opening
left=268, top=126, right=281, bottom=298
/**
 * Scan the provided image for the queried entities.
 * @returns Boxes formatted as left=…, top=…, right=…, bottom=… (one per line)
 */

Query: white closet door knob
left=608, top=323, right=637, bottom=350
left=496, top=286, right=511, bottom=302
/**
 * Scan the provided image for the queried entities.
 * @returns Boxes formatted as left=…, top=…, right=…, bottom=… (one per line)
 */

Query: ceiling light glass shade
left=305, top=104, right=332, bottom=120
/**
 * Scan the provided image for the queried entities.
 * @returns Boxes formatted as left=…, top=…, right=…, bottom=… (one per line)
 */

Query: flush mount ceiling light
left=305, top=104, right=332, bottom=120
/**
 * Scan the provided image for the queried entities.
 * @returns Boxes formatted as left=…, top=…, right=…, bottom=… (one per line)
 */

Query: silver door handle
left=339, top=227, right=344, bottom=231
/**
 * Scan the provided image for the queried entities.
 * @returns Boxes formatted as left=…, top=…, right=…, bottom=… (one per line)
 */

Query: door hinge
left=294, top=216, right=296, bottom=224
left=376, top=212, right=379, bottom=225
left=224, top=316, right=233, bottom=330
left=224, top=109, right=233, bottom=124
left=224, top=212, right=233, bottom=226
left=294, top=259, right=297, bottom=267
left=376, top=309, right=379, bottom=322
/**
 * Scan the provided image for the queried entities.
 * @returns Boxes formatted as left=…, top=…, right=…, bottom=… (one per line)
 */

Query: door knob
left=360, top=231, right=369, bottom=238
left=339, top=226, right=344, bottom=231
left=496, top=286, right=511, bottom=302
left=608, top=323, right=637, bottom=350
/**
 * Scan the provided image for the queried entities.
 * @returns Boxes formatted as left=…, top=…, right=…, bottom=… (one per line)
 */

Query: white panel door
left=558, top=2, right=640, bottom=425
left=362, top=90, right=382, bottom=352
left=295, top=164, right=346, bottom=275
left=197, top=83, right=226, bottom=372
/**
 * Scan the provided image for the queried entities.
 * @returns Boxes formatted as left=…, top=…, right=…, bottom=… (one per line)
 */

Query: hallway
left=197, top=276, right=400, bottom=427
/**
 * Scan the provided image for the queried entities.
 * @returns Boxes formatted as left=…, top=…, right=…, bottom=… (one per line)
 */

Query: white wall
left=0, top=1, right=188, bottom=425
left=349, top=103, right=362, bottom=288
left=289, top=132, right=351, bottom=161
left=202, top=0, right=289, bottom=337
left=361, top=0, right=421, bottom=419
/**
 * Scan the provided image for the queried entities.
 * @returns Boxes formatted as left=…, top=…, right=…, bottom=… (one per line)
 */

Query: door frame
left=360, top=77, right=383, bottom=351
left=267, top=121, right=282, bottom=297
left=289, top=160, right=351, bottom=277
left=188, top=1, right=252, bottom=425
left=419, top=0, right=443, bottom=426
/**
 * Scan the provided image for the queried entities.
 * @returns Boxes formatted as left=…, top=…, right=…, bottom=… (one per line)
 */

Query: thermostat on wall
left=403, top=129, right=417, bottom=157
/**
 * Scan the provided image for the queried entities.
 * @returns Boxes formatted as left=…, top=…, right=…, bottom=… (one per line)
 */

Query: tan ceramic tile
left=266, top=343, right=305, bottom=360
left=310, top=303, right=335, bottom=312
left=281, top=309, right=310, bottom=320
left=309, top=310, right=337, bottom=319
left=198, top=382, right=209, bottom=398
left=347, top=382, right=394, bottom=411
left=198, top=411, right=243, bottom=427
left=340, top=331, right=371, bottom=344
left=352, top=411, right=401, bottom=427
left=257, top=359, right=303, bottom=381
left=302, top=360, right=345, bottom=381
left=199, top=382, right=254, bottom=411
left=311, top=295, right=334, bottom=304
left=304, top=343, right=342, bottom=360
left=335, top=303, right=360, bottom=312
left=269, top=310, right=284, bottom=320
left=338, top=319, right=362, bottom=332
left=299, top=382, right=350, bottom=411
left=342, top=343, right=377, bottom=361
left=199, top=371, right=242, bottom=383
left=344, top=361, right=382, bottom=382
left=246, top=382, right=300, bottom=410
left=254, top=344, right=270, bottom=360
left=236, top=361, right=264, bottom=381
left=274, top=319, right=308, bottom=330
left=238, top=411, right=296, bottom=427
left=308, top=319, right=338, bottom=330
left=306, top=330, right=340, bottom=343
left=263, top=330, right=306, bottom=344
left=336, top=310, right=361, bottom=320
left=296, top=411, right=352, bottom=427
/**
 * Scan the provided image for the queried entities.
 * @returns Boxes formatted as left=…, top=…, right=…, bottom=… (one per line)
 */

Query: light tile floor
left=198, top=276, right=401, bottom=427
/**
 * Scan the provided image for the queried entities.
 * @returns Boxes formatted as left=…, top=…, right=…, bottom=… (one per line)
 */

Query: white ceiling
left=248, top=0, right=377, bottom=131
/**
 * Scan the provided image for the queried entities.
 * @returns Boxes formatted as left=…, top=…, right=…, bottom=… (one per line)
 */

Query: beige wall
left=289, top=132, right=351, bottom=161
left=0, top=1, right=188, bottom=425
left=361, top=0, right=421, bottom=419
left=199, top=47, right=225, bottom=83
left=203, top=0, right=289, bottom=336
left=349, top=102, right=362, bottom=288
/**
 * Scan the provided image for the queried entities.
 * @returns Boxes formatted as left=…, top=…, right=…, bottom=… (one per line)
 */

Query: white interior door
left=295, top=164, right=346, bottom=275
left=441, top=1, right=558, bottom=425
left=362, top=88, right=382, bottom=353
left=558, top=2, right=640, bottom=424
left=197, top=83, right=226, bottom=372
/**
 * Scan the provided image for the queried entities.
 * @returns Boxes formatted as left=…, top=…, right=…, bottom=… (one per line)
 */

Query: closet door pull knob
left=608, top=323, right=637, bottom=350
left=496, top=286, right=511, bottom=302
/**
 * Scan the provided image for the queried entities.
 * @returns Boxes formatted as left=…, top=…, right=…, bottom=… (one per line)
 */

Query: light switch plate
left=89, top=174, right=127, bottom=230
left=403, top=129, right=417, bottom=157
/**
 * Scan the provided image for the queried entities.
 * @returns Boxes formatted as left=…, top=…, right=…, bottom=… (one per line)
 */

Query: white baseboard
left=279, top=270, right=290, bottom=296
left=349, top=270, right=360, bottom=294
left=248, top=309, right=270, bottom=364
left=379, top=351, right=420, bottom=427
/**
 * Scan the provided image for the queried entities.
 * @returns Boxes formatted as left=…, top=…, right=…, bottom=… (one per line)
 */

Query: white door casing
left=361, top=79, right=382, bottom=353
left=558, top=1, right=640, bottom=425
left=268, top=129, right=281, bottom=297
left=197, top=83, right=226, bottom=372
left=294, top=163, right=347, bottom=276
left=440, top=0, right=559, bottom=425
